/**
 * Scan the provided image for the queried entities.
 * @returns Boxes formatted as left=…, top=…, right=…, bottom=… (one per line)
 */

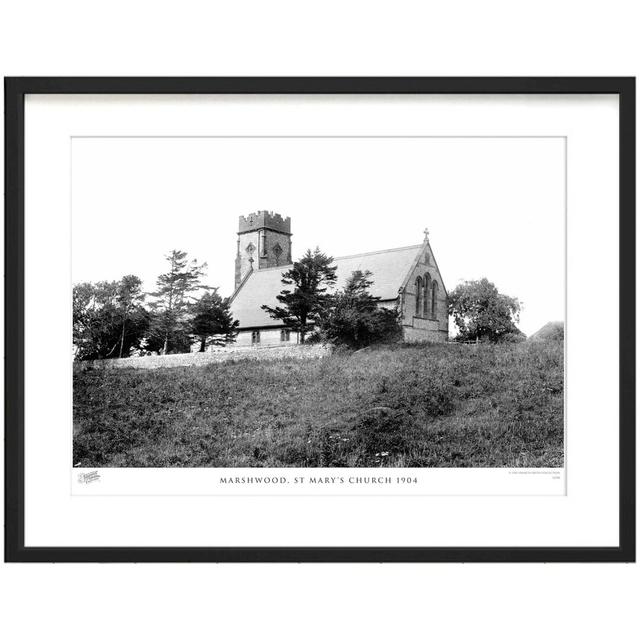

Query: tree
left=448, top=278, right=523, bottom=343
left=73, top=282, right=98, bottom=358
left=147, top=250, right=207, bottom=354
left=261, top=247, right=337, bottom=343
left=316, top=270, right=402, bottom=348
left=116, top=275, right=145, bottom=358
left=190, top=290, right=239, bottom=352
left=73, top=278, right=149, bottom=361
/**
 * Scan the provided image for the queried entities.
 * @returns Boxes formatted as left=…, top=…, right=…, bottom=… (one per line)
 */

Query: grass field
left=73, top=341, right=564, bottom=468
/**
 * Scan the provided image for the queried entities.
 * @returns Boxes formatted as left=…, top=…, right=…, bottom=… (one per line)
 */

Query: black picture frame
left=4, top=77, right=635, bottom=563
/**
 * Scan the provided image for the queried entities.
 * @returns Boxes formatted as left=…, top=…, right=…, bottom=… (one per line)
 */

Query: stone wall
left=403, top=325, right=448, bottom=343
left=75, top=344, right=331, bottom=371
left=235, top=327, right=299, bottom=347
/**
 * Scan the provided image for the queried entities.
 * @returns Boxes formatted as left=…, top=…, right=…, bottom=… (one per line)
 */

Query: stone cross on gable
left=423, top=228, right=430, bottom=243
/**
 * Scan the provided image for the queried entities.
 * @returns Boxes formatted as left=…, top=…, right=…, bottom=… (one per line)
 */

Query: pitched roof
left=230, top=244, right=423, bottom=329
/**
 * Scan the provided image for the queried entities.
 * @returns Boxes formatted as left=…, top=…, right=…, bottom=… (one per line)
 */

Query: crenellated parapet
left=238, top=211, right=292, bottom=235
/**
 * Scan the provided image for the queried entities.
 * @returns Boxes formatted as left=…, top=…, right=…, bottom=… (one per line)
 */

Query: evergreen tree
left=261, top=248, right=337, bottom=343
left=116, top=275, right=146, bottom=358
left=190, top=290, right=239, bottom=352
left=147, top=250, right=207, bottom=354
left=316, top=270, right=402, bottom=348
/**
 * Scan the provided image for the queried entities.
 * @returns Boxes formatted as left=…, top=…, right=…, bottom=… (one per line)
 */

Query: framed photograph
left=5, top=77, right=635, bottom=562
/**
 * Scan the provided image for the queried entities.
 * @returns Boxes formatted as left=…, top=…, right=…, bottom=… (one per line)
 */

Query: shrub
left=316, top=270, right=402, bottom=349
left=500, top=330, right=527, bottom=343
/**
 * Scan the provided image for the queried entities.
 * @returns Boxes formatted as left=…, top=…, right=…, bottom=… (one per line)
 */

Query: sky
left=71, top=136, right=565, bottom=337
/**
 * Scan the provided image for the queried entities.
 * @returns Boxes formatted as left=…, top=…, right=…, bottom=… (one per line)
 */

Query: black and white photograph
left=72, top=135, right=565, bottom=470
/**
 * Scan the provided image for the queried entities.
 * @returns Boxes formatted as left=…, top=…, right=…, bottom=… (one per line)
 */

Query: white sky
left=72, top=136, right=565, bottom=336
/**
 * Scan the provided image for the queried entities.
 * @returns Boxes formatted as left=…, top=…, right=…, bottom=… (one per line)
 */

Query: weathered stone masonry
left=399, top=241, right=449, bottom=343
left=235, top=211, right=292, bottom=290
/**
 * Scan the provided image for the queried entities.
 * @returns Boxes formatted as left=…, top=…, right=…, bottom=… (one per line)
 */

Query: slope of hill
left=73, top=341, right=564, bottom=468
left=528, top=321, right=564, bottom=342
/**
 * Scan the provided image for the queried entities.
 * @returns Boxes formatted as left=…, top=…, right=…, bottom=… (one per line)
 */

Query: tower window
left=415, top=276, right=423, bottom=316
left=273, top=242, right=283, bottom=265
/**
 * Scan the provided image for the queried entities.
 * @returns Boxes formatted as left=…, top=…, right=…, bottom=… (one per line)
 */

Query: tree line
left=73, top=247, right=405, bottom=361
left=73, top=250, right=238, bottom=361
left=73, top=247, right=524, bottom=361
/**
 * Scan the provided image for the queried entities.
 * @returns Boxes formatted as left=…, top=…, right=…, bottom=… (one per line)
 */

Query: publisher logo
left=78, top=470, right=101, bottom=484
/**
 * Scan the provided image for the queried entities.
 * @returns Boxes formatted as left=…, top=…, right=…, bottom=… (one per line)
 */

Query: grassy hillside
left=73, top=341, right=564, bottom=468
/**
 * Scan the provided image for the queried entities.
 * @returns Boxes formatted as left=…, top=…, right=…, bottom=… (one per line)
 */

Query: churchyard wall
left=75, top=343, right=330, bottom=371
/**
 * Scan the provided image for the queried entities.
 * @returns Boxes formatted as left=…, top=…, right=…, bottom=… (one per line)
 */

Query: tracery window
left=431, top=281, right=438, bottom=318
left=273, top=242, right=283, bottom=265
left=424, top=273, right=432, bottom=317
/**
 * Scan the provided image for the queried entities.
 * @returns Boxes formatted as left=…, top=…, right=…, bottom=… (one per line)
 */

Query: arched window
left=415, top=276, right=422, bottom=316
left=273, top=242, right=283, bottom=266
left=431, top=281, right=438, bottom=318
left=424, top=273, right=431, bottom=317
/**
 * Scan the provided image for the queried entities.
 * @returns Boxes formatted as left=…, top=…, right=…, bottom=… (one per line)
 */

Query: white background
left=1, top=2, right=638, bottom=639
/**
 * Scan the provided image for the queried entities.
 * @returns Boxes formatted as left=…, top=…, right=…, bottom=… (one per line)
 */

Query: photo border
left=4, top=77, right=635, bottom=562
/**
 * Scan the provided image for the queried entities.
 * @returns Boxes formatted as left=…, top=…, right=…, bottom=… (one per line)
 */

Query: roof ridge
left=243, top=245, right=423, bottom=276
left=333, top=244, right=422, bottom=261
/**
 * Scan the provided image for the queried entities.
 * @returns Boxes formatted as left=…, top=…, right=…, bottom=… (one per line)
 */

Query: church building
left=229, top=211, right=448, bottom=346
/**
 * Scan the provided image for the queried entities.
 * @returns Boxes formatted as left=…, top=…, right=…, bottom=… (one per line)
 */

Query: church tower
left=234, top=211, right=292, bottom=290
